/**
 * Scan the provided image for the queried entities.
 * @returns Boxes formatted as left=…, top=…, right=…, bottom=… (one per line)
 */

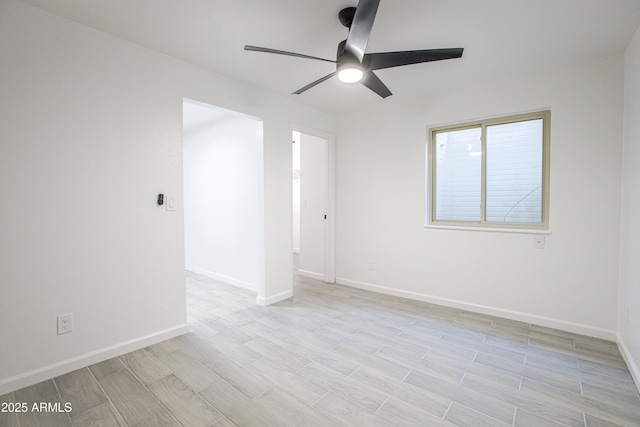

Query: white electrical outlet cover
left=57, top=313, right=73, bottom=335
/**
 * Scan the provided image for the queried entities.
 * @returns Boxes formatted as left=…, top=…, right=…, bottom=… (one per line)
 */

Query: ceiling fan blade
left=361, top=71, right=392, bottom=98
left=292, top=72, right=336, bottom=95
left=244, top=45, right=336, bottom=63
left=366, top=48, right=463, bottom=70
left=344, top=0, right=380, bottom=62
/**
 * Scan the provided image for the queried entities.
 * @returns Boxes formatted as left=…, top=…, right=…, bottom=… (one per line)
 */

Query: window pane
left=485, top=119, right=543, bottom=224
left=434, top=127, right=482, bottom=221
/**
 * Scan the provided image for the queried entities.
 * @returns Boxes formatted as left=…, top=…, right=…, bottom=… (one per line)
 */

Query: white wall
left=183, top=103, right=263, bottom=291
left=0, top=0, right=335, bottom=394
left=619, top=25, right=640, bottom=385
left=336, top=54, right=624, bottom=338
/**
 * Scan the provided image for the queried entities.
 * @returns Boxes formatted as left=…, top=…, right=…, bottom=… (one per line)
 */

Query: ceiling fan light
left=337, top=67, right=364, bottom=84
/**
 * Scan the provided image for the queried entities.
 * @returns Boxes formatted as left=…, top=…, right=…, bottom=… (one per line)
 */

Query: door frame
left=291, top=124, right=335, bottom=284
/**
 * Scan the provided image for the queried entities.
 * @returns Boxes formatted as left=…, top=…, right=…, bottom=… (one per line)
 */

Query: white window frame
left=426, top=111, right=551, bottom=232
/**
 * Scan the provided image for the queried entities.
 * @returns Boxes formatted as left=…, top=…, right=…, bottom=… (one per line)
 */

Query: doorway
left=183, top=99, right=264, bottom=292
left=292, top=128, right=335, bottom=283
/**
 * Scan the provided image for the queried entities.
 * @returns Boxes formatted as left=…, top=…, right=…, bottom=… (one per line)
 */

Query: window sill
left=424, top=224, right=552, bottom=235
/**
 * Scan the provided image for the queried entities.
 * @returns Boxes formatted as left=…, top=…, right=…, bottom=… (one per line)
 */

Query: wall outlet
left=57, top=313, right=73, bottom=335
left=368, top=260, right=375, bottom=271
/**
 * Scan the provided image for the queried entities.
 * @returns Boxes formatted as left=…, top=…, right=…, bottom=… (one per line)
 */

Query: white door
left=298, top=132, right=328, bottom=281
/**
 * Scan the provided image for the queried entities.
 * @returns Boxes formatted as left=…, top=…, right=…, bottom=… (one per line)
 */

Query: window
left=427, top=111, right=550, bottom=231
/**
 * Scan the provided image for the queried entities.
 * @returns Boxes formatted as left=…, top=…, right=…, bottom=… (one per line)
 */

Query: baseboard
left=256, top=289, right=293, bottom=306
left=298, top=269, right=324, bottom=282
left=617, top=333, right=640, bottom=394
left=187, top=266, right=258, bottom=292
left=336, top=277, right=617, bottom=341
left=0, top=323, right=189, bottom=395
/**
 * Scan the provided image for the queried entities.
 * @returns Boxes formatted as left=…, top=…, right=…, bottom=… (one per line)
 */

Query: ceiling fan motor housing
left=339, top=7, right=357, bottom=28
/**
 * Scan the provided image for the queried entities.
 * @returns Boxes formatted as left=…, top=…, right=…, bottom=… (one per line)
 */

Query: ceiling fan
left=244, top=0, right=464, bottom=98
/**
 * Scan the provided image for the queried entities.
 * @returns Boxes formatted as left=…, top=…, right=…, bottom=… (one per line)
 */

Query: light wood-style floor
left=2, top=267, right=640, bottom=426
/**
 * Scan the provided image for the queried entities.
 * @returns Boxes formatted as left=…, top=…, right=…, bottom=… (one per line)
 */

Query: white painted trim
left=0, top=323, right=189, bottom=395
left=336, top=277, right=617, bottom=341
left=298, top=269, right=325, bottom=282
left=186, top=266, right=258, bottom=292
left=617, top=333, right=640, bottom=394
left=256, top=289, right=293, bottom=306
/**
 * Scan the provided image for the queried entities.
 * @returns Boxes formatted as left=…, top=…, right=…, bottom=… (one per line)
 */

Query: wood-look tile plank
left=16, top=395, right=72, bottom=427
left=130, top=410, right=182, bottom=427
left=314, top=325, right=384, bottom=354
left=581, top=378, right=640, bottom=409
left=424, top=347, right=522, bottom=389
left=242, top=336, right=310, bottom=371
left=377, top=344, right=466, bottom=384
left=147, top=375, right=223, bottom=427
left=584, top=413, right=627, bottom=427
left=202, top=352, right=273, bottom=399
left=444, top=402, right=512, bottom=427
left=119, top=349, right=171, bottom=385
left=246, top=357, right=327, bottom=405
left=520, top=377, right=640, bottom=426
left=55, top=368, right=108, bottom=417
left=254, top=386, right=347, bottom=427
left=513, top=408, right=568, bottom=427
left=239, top=320, right=300, bottom=348
left=313, top=391, right=391, bottom=427
left=461, top=373, right=585, bottom=427
left=297, top=362, right=389, bottom=412
left=170, top=333, right=224, bottom=363
left=154, top=349, right=222, bottom=392
left=474, top=351, right=583, bottom=394
left=70, top=401, right=126, bottom=427
left=0, top=392, right=20, bottom=427
left=200, top=380, right=283, bottom=426
left=330, top=344, right=412, bottom=380
left=145, top=339, right=180, bottom=358
left=441, top=333, right=526, bottom=364
left=395, top=332, right=477, bottom=361
left=349, top=365, right=451, bottom=418
left=13, top=379, right=58, bottom=402
left=88, top=359, right=126, bottom=379
left=376, top=396, right=456, bottom=427
left=210, top=417, right=238, bottom=427
left=356, top=329, right=430, bottom=357
left=204, top=333, right=264, bottom=366
left=523, top=345, right=580, bottom=370
left=578, top=358, right=635, bottom=381
left=284, top=342, right=361, bottom=376
left=574, top=338, right=621, bottom=358
left=94, top=370, right=170, bottom=426
left=405, top=369, right=516, bottom=424
left=202, top=316, right=259, bottom=341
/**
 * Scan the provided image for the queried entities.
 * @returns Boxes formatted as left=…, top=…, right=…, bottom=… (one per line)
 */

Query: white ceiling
left=20, top=0, right=640, bottom=114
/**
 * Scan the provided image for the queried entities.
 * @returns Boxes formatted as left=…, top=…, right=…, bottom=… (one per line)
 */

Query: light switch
left=166, top=195, right=176, bottom=211
left=534, top=235, right=545, bottom=249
